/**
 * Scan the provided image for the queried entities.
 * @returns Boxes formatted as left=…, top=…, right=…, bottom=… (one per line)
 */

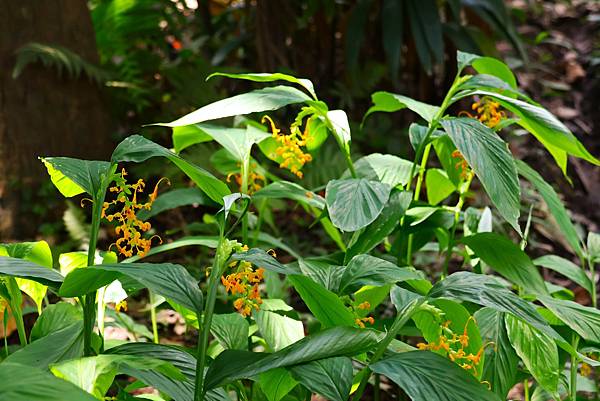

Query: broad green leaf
left=428, top=272, right=552, bottom=336
left=505, top=314, right=559, bottom=393
left=409, top=123, right=444, bottom=152
left=0, top=256, right=63, bottom=290
left=588, top=232, right=600, bottom=263
left=517, top=160, right=583, bottom=257
left=290, top=357, right=353, bottom=401
left=426, top=169, right=456, bottom=205
left=253, top=181, right=326, bottom=209
left=208, top=72, right=317, bottom=100
left=370, top=351, right=501, bottom=401
left=540, top=296, right=600, bottom=343
left=298, top=258, right=343, bottom=292
left=326, top=110, right=352, bottom=156
left=137, top=188, right=217, bottom=220
left=432, top=134, right=462, bottom=186
left=288, top=275, right=355, bottom=328
left=258, top=368, right=298, bottom=401
left=58, top=251, right=88, bottom=275
left=345, top=190, right=412, bottom=262
left=41, top=157, right=112, bottom=198
left=195, top=124, right=270, bottom=163
left=255, top=301, right=304, bottom=351
left=111, top=135, right=230, bottom=204
left=205, top=326, right=382, bottom=390
left=231, top=248, right=296, bottom=275
left=326, top=178, right=391, bottom=232
left=30, top=302, right=82, bottom=342
left=172, top=124, right=213, bottom=153
left=534, top=255, right=593, bottom=295
left=0, top=362, right=98, bottom=401
left=467, top=53, right=517, bottom=88
left=305, top=115, right=329, bottom=150
left=0, top=241, right=53, bottom=313
left=124, top=236, right=219, bottom=263
left=338, top=255, right=423, bottom=295
left=156, top=86, right=310, bottom=127
left=365, top=91, right=441, bottom=123
left=6, top=322, right=84, bottom=368
left=60, top=263, right=203, bottom=314
left=106, top=342, right=230, bottom=401
left=473, top=308, right=518, bottom=399
left=211, top=313, right=250, bottom=350
left=440, top=118, right=521, bottom=234
left=50, top=355, right=184, bottom=399
left=346, top=153, right=415, bottom=187
left=461, top=233, right=547, bottom=296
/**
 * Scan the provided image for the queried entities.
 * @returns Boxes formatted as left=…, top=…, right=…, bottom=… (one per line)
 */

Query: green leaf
left=382, top=0, right=404, bottom=83
left=290, top=357, right=353, bottom=401
left=338, top=255, right=423, bottom=295
left=457, top=51, right=517, bottom=88
left=473, top=308, right=518, bottom=399
left=30, top=302, right=82, bottom=342
left=111, top=135, right=230, bottom=204
left=516, top=160, right=583, bottom=257
left=258, top=368, right=298, bottom=401
left=534, top=255, right=593, bottom=295
left=50, top=355, right=184, bottom=399
left=370, top=351, right=501, bottom=401
left=211, top=313, right=250, bottom=351
left=406, top=0, right=443, bottom=74
left=231, top=248, right=295, bottom=275
left=0, top=256, right=64, bottom=290
left=461, top=233, right=547, bottom=296
left=426, top=169, right=456, bottom=205
left=539, top=296, right=600, bottom=343
left=205, top=326, right=381, bottom=390
left=505, top=314, right=559, bottom=393
left=155, top=86, right=310, bottom=127
left=123, top=236, right=219, bottom=263
left=41, top=157, right=112, bottom=198
left=348, top=153, right=415, bottom=187
left=172, top=124, right=213, bottom=153
left=0, top=362, right=98, bottom=401
left=440, top=118, right=521, bottom=234
left=60, top=263, right=203, bottom=314
left=253, top=181, right=326, bottom=209
left=365, top=91, right=441, bottom=123
left=137, top=188, right=217, bottom=220
left=58, top=251, right=88, bottom=275
left=326, top=109, right=352, bottom=156
left=588, top=232, right=600, bottom=263
left=255, top=301, right=304, bottom=351
left=208, top=72, right=317, bottom=100
left=288, top=275, right=355, bottom=328
left=326, top=178, right=391, bottom=232
left=297, top=258, right=343, bottom=292
left=345, top=190, right=412, bottom=262
left=195, top=124, right=270, bottom=163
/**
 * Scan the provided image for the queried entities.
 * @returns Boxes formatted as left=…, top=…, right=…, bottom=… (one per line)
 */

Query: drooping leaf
left=208, top=72, right=317, bottom=100
left=60, top=263, right=203, bottom=314
left=155, top=86, right=310, bottom=127
left=516, top=160, right=583, bottom=257
left=253, top=181, right=326, bottom=209
left=539, top=296, right=600, bottom=343
left=326, top=178, right=391, bottom=232
left=290, top=357, right=353, bottom=401
left=211, top=313, right=250, bottom=351
left=365, top=91, right=440, bottom=123
left=0, top=362, right=98, bottom=401
left=370, top=351, right=501, bottom=401
left=534, top=255, right=593, bottom=296
left=111, top=135, right=230, bottom=204
left=505, top=314, right=559, bottom=393
left=288, top=275, right=355, bottom=328
left=461, top=233, right=547, bottom=296
left=0, top=256, right=64, bottom=290
left=41, top=157, right=112, bottom=198
left=440, top=118, right=521, bottom=233
left=473, top=308, right=518, bottom=399
left=205, top=326, right=381, bottom=390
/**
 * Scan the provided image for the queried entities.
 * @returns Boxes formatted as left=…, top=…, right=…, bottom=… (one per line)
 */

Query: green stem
left=571, top=333, right=580, bottom=401
left=149, top=290, right=159, bottom=344
left=241, top=159, right=250, bottom=245
left=97, top=286, right=106, bottom=338
left=441, top=175, right=473, bottom=278
left=587, top=256, right=597, bottom=308
left=374, top=374, right=381, bottom=401
left=83, top=196, right=103, bottom=356
left=523, top=379, right=530, bottom=401
left=413, top=143, right=432, bottom=202
left=6, top=278, right=27, bottom=346
left=195, top=238, right=228, bottom=400
left=353, top=298, right=425, bottom=400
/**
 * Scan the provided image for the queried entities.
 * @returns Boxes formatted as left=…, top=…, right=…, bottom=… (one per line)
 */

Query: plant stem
left=413, top=143, right=432, bottom=202
left=523, top=379, right=530, bottom=401
left=570, top=333, right=580, bottom=401
left=587, top=255, right=597, bottom=308
left=195, top=238, right=228, bottom=400
left=374, top=374, right=381, bottom=401
left=149, top=290, right=159, bottom=344
left=97, top=286, right=106, bottom=338
left=6, top=278, right=27, bottom=346
left=353, top=298, right=425, bottom=400
left=83, top=195, right=103, bottom=356
left=441, top=175, right=473, bottom=278
left=241, top=159, right=250, bottom=244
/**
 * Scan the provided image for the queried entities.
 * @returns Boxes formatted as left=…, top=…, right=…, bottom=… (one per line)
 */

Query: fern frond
left=12, top=42, right=111, bottom=84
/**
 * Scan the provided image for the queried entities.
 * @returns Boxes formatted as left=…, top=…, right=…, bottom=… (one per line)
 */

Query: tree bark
left=0, top=0, right=113, bottom=240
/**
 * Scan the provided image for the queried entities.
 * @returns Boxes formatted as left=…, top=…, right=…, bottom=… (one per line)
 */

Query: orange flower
left=262, top=115, right=312, bottom=178
left=222, top=251, right=267, bottom=317
left=459, top=97, right=507, bottom=128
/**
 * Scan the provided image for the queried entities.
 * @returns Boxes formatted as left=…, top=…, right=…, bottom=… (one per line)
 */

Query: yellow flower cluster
left=101, top=168, right=167, bottom=258
left=262, top=115, right=312, bottom=178
left=417, top=318, right=488, bottom=375
left=221, top=259, right=265, bottom=317
left=460, top=97, right=506, bottom=128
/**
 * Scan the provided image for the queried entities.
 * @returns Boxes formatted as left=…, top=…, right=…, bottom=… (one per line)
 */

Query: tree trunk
left=0, top=0, right=113, bottom=240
